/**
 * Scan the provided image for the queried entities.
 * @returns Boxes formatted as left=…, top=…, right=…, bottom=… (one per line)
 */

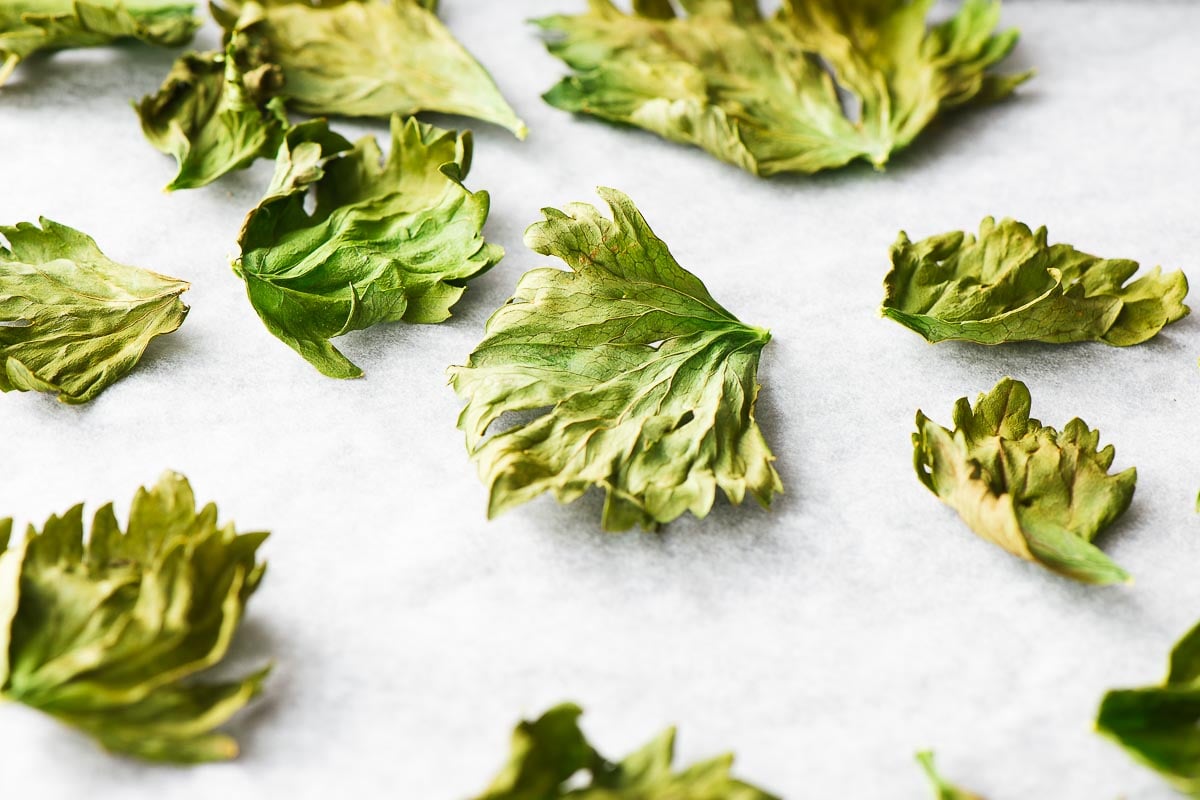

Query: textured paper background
left=0, top=2, right=1197, bottom=797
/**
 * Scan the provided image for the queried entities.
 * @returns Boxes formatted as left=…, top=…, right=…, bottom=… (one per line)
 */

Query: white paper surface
left=0, top=2, right=1198, bottom=797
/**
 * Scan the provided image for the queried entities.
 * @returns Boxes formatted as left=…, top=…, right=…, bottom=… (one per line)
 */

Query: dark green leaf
left=234, top=115, right=502, bottom=378
left=1098, top=620, right=1200, bottom=797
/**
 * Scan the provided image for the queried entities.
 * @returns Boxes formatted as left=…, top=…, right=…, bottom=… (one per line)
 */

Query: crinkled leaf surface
left=475, top=703, right=779, bottom=799
left=913, top=377, right=1134, bottom=585
left=211, top=0, right=525, bottom=136
left=917, top=752, right=984, bottom=800
left=0, top=472, right=269, bottom=763
left=0, top=0, right=198, bottom=85
left=883, top=217, right=1190, bottom=345
left=536, top=0, right=1029, bottom=176
left=449, top=188, right=782, bottom=532
left=136, top=6, right=287, bottom=191
left=1097, top=620, right=1200, bottom=797
left=0, top=218, right=189, bottom=404
left=233, top=115, right=502, bottom=379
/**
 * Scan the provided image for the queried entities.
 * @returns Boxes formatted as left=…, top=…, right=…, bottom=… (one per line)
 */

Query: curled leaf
left=0, top=218, right=189, bottom=404
left=475, top=703, right=779, bottom=799
left=914, top=377, right=1135, bottom=584
left=883, top=217, right=1189, bottom=346
left=536, top=0, right=1028, bottom=176
left=0, top=472, right=270, bottom=763
left=211, top=0, right=525, bottom=136
left=136, top=4, right=287, bottom=191
left=233, top=115, right=502, bottom=378
left=450, top=188, right=781, bottom=532
left=0, top=1, right=199, bottom=85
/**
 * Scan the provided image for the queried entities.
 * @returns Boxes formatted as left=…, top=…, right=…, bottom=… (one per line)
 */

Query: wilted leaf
left=0, top=218, right=189, bottom=404
left=135, top=4, right=287, bottom=191
left=536, top=0, right=1028, bottom=176
left=913, top=377, right=1134, bottom=584
left=0, top=472, right=269, bottom=763
left=233, top=115, right=502, bottom=378
left=211, top=0, right=525, bottom=136
left=475, top=703, right=779, bottom=799
left=882, top=217, right=1189, bottom=346
left=449, top=188, right=781, bottom=532
left=0, top=0, right=198, bottom=85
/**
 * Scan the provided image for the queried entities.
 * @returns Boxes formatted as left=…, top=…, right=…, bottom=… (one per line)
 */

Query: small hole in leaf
left=563, top=769, right=593, bottom=791
left=647, top=340, right=664, bottom=350
left=814, top=55, right=861, bottom=123
left=672, top=410, right=695, bottom=431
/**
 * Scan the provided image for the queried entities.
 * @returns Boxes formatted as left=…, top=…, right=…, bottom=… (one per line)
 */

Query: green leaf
left=916, top=751, right=984, bottom=800
left=135, top=5, right=287, bottom=191
left=0, top=218, right=189, bottom=404
left=0, top=472, right=269, bottom=763
left=1097, top=620, right=1200, bottom=797
left=535, top=0, right=1029, bottom=176
left=474, top=702, right=779, bottom=799
left=211, top=0, right=525, bottom=137
left=0, top=0, right=199, bottom=84
left=913, top=377, right=1135, bottom=585
left=449, top=188, right=782, bottom=532
left=233, top=115, right=502, bottom=379
left=475, top=703, right=600, bottom=798
left=882, top=217, right=1190, bottom=346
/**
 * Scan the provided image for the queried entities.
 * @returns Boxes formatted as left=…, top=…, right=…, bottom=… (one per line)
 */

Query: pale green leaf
left=474, top=703, right=779, bottom=799
left=914, top=377, right=1134, bottom=584
left=0, top=472, right=269, bottom=763
left=449, top=188, right=782, bottom=532
left=233, top=115, right=502, bottom=379
left=916, top=751, right=985, bottom=800
left=1097, top=620, right=1200, bottom=797
left=135, top=5, right=287, bottom=191
left=0, top=218, right=189, bottom=404
left=536, top=0, right=1029, bottom=176
left=882, top=217, right=1190, bottom=346
left=0, top=0, right=198, bottom=85
left=211, top=0, right=525, bottom=137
